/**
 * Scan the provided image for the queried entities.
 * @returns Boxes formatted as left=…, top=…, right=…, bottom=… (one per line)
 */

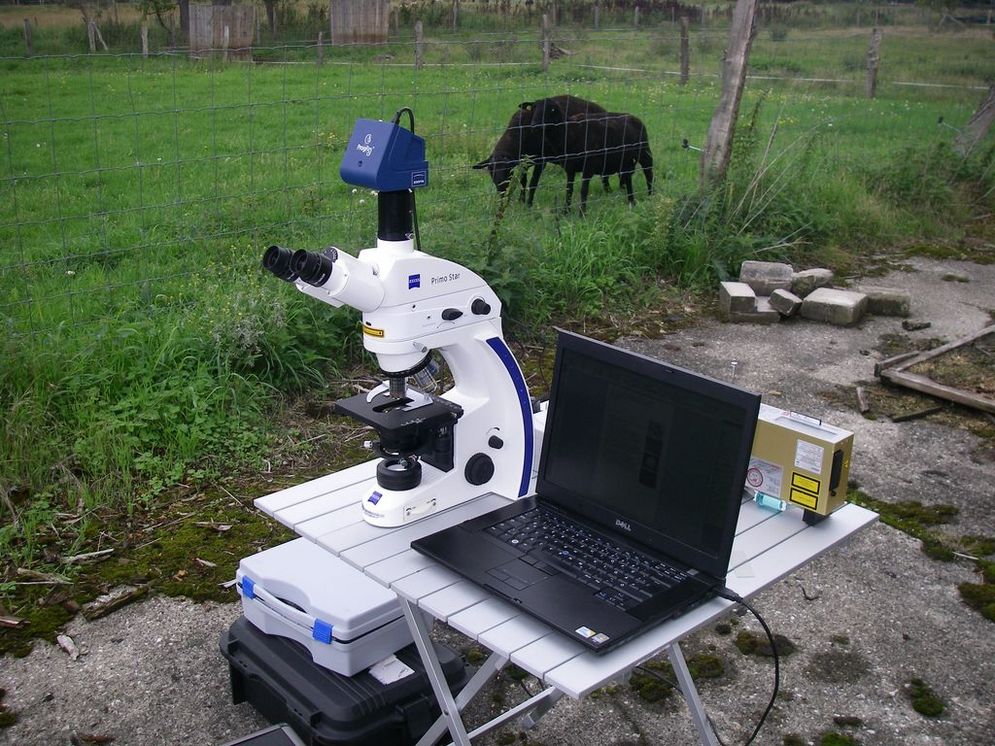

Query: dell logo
left=615, top=518, right=632, bottom=532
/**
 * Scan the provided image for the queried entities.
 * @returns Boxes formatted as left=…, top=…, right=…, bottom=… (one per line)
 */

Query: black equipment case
left=221, top=616, right=470, bottom=746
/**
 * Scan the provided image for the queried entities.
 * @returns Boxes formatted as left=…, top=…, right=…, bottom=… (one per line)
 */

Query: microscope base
left=360, top=464, right=487, bottom=527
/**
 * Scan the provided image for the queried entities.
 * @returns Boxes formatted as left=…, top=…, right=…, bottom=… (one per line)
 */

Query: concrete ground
left=1, top=256, right=993, bottom=746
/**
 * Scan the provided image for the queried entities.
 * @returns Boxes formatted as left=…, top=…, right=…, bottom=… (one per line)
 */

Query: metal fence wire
left=2, top=13, right=993, bottom=337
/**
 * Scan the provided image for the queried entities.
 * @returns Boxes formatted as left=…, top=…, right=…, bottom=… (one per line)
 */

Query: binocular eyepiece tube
left=262, top=245, right=338, bottom=287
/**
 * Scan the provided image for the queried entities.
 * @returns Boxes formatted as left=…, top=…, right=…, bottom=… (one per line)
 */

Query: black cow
left=530, top=99, right=653, bottom=213
left=473, top=95, right=611, bottom=206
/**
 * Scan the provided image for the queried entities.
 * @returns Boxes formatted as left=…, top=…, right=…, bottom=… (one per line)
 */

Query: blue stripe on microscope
left=486, top=337, right=533, bottom=497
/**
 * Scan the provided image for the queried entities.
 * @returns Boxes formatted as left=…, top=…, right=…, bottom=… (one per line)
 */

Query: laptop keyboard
left=485, top=507, right=689, bottom=611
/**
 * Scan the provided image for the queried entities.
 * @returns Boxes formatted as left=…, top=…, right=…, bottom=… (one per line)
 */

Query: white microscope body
left=263, top=237, right=535, bottom=527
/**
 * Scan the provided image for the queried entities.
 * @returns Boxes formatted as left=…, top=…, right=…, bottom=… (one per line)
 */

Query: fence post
left=452, top=0, right=459, bottom=31
left=223, top=24, right=229, bottom=62
left=594, top=2, right=600, bottom=31
left=634, top=6, right=640, bottom=28
left=701, top=0, right=759, bottom=187
left=415, top=20, right=424, bottom=70
left=679, top=16, right=689, bottom=85
left=87, top=20, right=96, bottom=53
left=23, top=18, right=32, bottom=57
left=866, top=27, right=882, bottom=99
left=954, top=85, right=995, bottom=157
left=141, top=24, right=149, bottom=58
left=542, top=13, right=550, bottom=73
left=317, top=30, right=324, bottom=64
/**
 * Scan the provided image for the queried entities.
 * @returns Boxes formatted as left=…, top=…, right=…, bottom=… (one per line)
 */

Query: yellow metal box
left=746, top=404, right=853, bottom=517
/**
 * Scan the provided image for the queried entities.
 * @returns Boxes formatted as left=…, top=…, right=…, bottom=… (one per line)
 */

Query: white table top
left=256, top=461, right=876, bottom=699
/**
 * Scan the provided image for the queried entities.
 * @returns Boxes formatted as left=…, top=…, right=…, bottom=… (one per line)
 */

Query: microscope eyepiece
left=291, top=249, right=336, bottom=287
left=262, top=245, right=299, bottom=282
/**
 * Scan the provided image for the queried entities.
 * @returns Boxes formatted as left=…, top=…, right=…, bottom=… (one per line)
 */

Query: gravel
left=2, top=256, right=993, bottom=746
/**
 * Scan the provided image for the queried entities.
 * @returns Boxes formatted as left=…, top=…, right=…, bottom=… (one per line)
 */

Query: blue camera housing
left=340, top=119, right=429, bottom=191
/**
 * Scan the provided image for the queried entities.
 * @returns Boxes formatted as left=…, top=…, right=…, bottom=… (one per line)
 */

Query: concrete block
left=769, top=288, right=803, bottom=317
left=791, top=268, right=834, bottom=297
left=857, top=285, right=911, bottom=317
left=719, top=281, right=756, bottom=318
left=739, top=260, right=794, bottom=295
left=729, top=296, right=780, bottom=324
left=800, top=287, right=868, bottom=327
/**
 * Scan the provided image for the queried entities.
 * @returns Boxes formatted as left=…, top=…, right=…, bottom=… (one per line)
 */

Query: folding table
left=255, top=451, right=877, bottom=746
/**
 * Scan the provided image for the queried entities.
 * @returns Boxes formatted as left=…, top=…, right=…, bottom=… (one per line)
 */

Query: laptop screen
left=536, top=331, right=761, bottom=579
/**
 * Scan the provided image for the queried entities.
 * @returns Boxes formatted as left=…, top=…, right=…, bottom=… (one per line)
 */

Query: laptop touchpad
left=487, top=560, right=549, bottom=590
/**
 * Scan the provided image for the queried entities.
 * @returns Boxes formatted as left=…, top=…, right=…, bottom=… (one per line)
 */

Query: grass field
left=1, top=14, right=994, bottom=571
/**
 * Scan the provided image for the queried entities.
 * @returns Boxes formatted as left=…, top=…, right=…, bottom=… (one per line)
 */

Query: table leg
left=401, top=598, right=473, bottom=746
left=668, top=643, right=720, bottom=746
left=519, top=688, right=563, bottom=729
left=416, top=649, right=507, bottom=746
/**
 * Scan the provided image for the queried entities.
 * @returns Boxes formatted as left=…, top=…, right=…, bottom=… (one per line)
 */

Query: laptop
left=411, top=330, right=761, bottom=653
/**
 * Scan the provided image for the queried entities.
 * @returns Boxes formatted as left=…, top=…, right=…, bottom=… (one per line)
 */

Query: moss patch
left=833, top=715, right=863, bottom=728
left=629, top=652, right=727, bottom=704
left=848, top=490, right=958, bottom=561
left=0, top=687, right=16, bottom=729
left=819, top=733, right=859, bottom=746
left=906, top=677, right=945, bottom=718
left=734, top=630, right=797, bottom=658
left=0, top=488, right=293, bottom=657
left=806, top=650, right=870, bottom=684
left=958, top=576, right=995, bottom=622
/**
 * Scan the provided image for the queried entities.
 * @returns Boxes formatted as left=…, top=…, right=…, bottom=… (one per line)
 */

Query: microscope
left=263, top=110, right=535, bottom=527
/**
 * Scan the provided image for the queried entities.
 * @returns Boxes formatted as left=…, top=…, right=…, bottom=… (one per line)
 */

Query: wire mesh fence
left=2, top=7, right=993, bottom=339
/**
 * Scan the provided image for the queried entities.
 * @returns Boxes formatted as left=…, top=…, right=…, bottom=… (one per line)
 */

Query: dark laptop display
left=412, top=330, right=760, bottom=652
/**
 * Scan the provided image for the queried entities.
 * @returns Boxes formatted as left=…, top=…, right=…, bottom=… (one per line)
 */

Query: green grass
left=1, top=21, right=994, bottom=571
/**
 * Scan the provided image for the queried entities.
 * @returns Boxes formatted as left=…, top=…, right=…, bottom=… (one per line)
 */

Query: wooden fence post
left=452, top=0, right=459, bottom=31
left=141, top=24, right=149, bottom=58
left=23, top=18, right=32, bottom=57
left=222, top=24, right=229, bottom=62
left=700, top=0, right=759, bottom=188
left=87, top=20, right=96, bottom=53
left=866, top=27, right=882, bottom=99
left=594, top=2, right=600, bottom=31
left=954, top=85, right=995, bottom=157
left=317, top=31, right=324, bottom=64
left=415, top=20, right=424, bottom=70
left=542, top=13, right=550, bottom=73
left=679, top=16, right=689, bottom=85
left=634, top=6, right=640, bottom=28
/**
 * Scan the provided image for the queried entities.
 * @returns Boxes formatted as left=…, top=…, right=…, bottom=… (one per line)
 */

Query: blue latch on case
left=242, top=576, right=256, bottom=599
left=312, top=619, right=333, bottom=644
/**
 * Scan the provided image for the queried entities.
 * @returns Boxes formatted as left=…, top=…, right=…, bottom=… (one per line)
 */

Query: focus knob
left=471, top=298, right=491, bottom=316
left=464, top=453, right=495, bottom=486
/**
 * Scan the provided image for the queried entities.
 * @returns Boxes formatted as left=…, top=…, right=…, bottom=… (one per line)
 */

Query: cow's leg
left=622, top=171, right=635, bottom=205
left=641, top=152, right=654, bottom=196
left=580, top=174, right=593, bottom=215
left=518, top=168, right=528, bottom=203
left=564, top=170, right=576, bottom=212
left=527, top=163, right=545, bottom=207
left=601, top=175, right=611, bottom=193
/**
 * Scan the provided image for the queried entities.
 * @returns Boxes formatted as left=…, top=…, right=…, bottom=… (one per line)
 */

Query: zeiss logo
left=408, top=274, right=421, bottom=289
left=615, top=518, right=632, bottom=532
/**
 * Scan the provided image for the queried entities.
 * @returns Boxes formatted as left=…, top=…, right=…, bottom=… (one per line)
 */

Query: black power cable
left=391, top=107, right=422, bottom=251
left=714, top=588, right=780, bottom=745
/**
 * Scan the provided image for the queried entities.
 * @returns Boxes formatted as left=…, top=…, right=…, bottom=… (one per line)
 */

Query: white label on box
left=368, top=654, right=416, bottom=685
left=746, top=457, right=783, bottom=498
left=794, top=440, right=825, bottom=475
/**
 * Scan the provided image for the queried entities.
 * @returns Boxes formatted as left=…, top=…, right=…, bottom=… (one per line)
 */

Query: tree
left=138, top=0, right=177, bottom=46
